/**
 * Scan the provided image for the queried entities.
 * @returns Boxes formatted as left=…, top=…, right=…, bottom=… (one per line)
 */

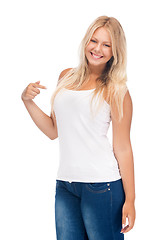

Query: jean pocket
left=86, top=182, right=111, bottom=193
left=56, top=180, right=60, bottom=188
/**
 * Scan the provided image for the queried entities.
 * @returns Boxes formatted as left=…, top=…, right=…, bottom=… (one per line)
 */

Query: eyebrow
left=92, top=37, right=111, bottom=44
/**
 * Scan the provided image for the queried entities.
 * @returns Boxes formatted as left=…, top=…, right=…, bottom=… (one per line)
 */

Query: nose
left=93, top=43, right=102, bottom=54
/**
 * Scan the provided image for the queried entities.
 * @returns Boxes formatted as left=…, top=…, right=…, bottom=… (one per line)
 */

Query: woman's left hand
left=120, top=200, right=136, bottom=233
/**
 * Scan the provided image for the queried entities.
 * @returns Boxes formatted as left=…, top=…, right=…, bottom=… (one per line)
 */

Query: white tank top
left=53, top=87, right=122, bottom=183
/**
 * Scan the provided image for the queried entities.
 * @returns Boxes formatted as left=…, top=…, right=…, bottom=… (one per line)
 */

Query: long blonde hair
left=50, top=15, right=128, bottom=122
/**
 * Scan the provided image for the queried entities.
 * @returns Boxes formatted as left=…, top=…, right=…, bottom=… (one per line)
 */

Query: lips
left=90, top=52, right=103, bottom=58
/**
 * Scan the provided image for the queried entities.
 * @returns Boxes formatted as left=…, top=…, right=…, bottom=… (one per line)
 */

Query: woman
left=21, top=15, right=136, bottom=240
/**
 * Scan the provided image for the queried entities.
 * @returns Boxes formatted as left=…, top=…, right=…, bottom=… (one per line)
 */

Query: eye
left=104, top=44, right=110, bottom=47
left=91, top=39, right=96, bottom=43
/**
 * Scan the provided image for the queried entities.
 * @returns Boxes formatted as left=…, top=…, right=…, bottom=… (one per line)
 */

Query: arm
left=111, top=90, right=135, bottom=201
left=111, top=90, right=136, bottom=233
left=22, top=68, right=72, bottom=140
left=22, top=98, right=58, bottom=140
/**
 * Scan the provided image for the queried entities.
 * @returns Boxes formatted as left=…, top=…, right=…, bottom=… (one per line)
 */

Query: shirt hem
left=56, top=175, right=122, bottom=183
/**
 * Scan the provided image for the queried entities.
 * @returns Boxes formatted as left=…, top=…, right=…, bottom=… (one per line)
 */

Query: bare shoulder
left=111, top=90, right=133, bottom=152
left=111, top=89, right=133, bottom=122
left=58, top=68, right=73, bottom=80
left=123, top=90, right=133, bottom=113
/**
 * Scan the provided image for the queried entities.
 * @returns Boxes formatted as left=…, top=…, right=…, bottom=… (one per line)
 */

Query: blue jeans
left=55, top=178, right=125, bottom=240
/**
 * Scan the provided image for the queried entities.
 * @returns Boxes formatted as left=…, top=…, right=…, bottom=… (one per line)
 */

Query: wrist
left=125, top=196, right=135, bottom=203
left=21, top=98, right=33, bottom=104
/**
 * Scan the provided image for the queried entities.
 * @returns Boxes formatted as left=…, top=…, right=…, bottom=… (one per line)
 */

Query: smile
left=90, top=52, right=103, bottom=59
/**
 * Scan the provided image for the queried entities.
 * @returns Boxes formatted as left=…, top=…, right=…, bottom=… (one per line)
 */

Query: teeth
left=91, top=52, right=103, bottom=59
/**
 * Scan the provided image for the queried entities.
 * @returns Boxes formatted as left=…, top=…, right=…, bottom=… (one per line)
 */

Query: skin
left=51, top=26, right=136, bottom=233
left=85, top=27, right=136, bottom=233
left=22, top=25, right=136, bottom=234
left=85, top=26, right=113, bottom=78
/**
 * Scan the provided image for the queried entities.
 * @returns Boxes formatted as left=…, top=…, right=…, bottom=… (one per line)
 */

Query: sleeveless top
left=53, top=87, right=122, bottom=183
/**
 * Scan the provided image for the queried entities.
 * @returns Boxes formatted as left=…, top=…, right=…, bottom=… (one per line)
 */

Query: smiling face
left=85, top=27, right=113, bottom=72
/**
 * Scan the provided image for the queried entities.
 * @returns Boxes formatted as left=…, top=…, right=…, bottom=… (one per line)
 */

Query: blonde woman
left=21, top=16, right=136, bottom=240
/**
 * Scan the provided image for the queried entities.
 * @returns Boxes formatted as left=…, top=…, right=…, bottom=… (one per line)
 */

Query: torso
left=76, top=81, right=97, bottom=90
left=65, top=68, right=109, bottom=102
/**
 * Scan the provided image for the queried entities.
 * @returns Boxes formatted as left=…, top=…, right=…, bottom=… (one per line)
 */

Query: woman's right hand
left=21, top=80, right=47, bottom=101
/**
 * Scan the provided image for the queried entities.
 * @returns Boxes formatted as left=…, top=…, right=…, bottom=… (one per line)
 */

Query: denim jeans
left=55, top=178, right=125, bottom=240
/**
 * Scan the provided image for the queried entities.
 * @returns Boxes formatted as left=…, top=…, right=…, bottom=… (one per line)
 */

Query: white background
left=0, top=0, right=160, bottom=239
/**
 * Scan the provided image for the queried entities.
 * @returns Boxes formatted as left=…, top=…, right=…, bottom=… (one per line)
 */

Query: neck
left=88, top=63, right=106, bottom=76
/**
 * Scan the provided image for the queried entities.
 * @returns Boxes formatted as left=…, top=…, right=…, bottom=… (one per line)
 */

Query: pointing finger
left=33, top=83, right=47, bottom=89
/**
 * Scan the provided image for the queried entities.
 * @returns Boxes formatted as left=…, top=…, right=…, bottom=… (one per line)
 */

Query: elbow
left=113, top=146, right=133, bottom=160
left=50, top=137, right=57, bottom=140
left=49, top=134, right=58, bottom=140
left=49, top=124, right=58, bottom=140
left=113, top=143, right=132, bottom=156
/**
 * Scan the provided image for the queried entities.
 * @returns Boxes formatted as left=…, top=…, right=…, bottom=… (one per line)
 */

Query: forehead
left=92, top=27, right=112, bottom=42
